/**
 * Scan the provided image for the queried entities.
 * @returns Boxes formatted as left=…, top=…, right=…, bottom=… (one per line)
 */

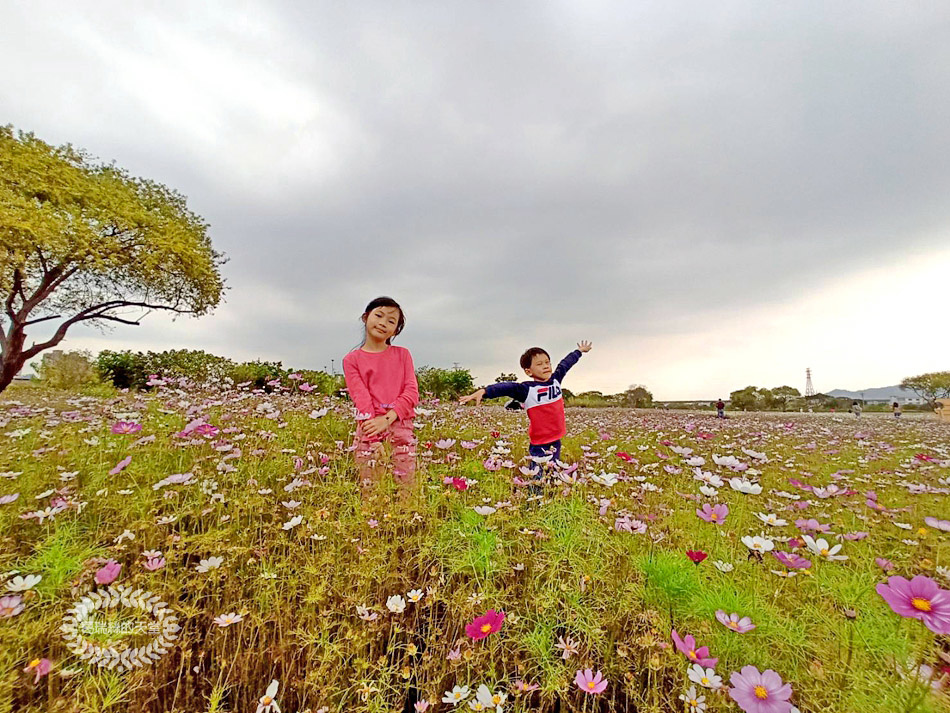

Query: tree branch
left=20, top=301, right=195, bottom=361
left=23, top=314, right=62, bottom=327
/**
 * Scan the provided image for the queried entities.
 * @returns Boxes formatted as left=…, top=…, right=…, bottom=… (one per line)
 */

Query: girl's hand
left=578, top=340, right=593, bottom=353
left=459, top=388, right=486, bottom=406
left=360, top=415, right=392, bottom=437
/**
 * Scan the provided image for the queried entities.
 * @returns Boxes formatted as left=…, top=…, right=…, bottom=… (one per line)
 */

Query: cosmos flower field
left=1, top=380, right=948, bottom=713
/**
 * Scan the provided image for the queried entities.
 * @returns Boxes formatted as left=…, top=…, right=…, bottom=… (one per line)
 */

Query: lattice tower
left=805, top=368, right=815, bottom=397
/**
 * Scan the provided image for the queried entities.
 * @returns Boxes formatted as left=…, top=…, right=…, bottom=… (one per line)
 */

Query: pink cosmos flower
left=111, top=421, right=142, bottom=435
left=671, top=629, right=718, bottom=667
left=772, top=551, right=811, bottom=570
left=728, top=665, right=794, bottom=713
left=23, top=657, right=51, bottom=683
left=794, top=518, right=829, bottom=533
left=143, top=556, right=166, bottom=571
left=875, top=557, right=895, bottom=572
left=513, top=680, right=540, bottom=693
left=451, top=477, right=469, bottom=491
left=465, top=609, right=505, bottom=640
left=716, top=610, right=757, bottom=633
left=876, top=575, right=950, bottom=634
left=108, top=456, right=132, bottom=476
left=0, top=594, right=25, bottom=617
left=696, top=503, right=729, bottom=524
left=924, top=516, right=950, bottom=532
left=574, top=669, right=608, bottom=695
left=94, top=559, right=122, bottom=585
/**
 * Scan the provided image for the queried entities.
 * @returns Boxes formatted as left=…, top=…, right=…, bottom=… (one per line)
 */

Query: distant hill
left=826, top=384, right=911, bottom=400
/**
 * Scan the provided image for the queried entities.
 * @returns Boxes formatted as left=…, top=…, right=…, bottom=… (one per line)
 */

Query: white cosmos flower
left=473, top=506, right=496, bottom=516
left=713, top=560, right=734, bottom=572
left=755, top=513, right=788, bottom=527
left=699, top=486, right=719, bottom=497
left=442, top=685, right=471, bottom=705
left=282, top=515, right=304, bottom=530
left=687, top=663, right=722, bottom=689
left=741, top=535, right=775, bottom=553
left=803, top=535, right=848, bottom=561
left=407, top=589, right=424, bottom=603
left=196, top=556, right=224, bottom=572
left=590, top=471, right=619, bottom=487
left=729, top=478, right=762, bottom=495
left=474, top=684, right=506, bottom=711
left=5, top=574, right=41, bottom=592
left=386, top=595, right=406, bottom=613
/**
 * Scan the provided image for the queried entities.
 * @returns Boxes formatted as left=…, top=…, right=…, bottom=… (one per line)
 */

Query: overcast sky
left=3, top=2, right=949, bottom=399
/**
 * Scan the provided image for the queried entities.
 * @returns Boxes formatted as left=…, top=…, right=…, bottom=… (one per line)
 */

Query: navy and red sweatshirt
left=482, top=349, right=582, bottom=445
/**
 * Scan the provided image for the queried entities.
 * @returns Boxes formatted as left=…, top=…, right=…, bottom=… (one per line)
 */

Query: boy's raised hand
left=459, top=388, right=486, bottom=406
left=577, top=340, right=593, bottom=353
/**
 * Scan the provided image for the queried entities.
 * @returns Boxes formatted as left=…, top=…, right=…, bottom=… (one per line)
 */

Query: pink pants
left=353, top=418, right=417, bottom=491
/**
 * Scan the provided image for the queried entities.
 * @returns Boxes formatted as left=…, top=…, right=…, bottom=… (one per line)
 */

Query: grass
left=0, top=381, right=948, bottom=712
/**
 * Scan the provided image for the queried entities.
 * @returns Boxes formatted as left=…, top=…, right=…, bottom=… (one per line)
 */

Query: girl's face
left=363, top=306, right=401, bottom=342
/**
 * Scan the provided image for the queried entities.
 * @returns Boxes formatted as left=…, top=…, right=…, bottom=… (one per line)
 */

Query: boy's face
left=524, top=353, right=552, bottom=381
left=363, top=306, right=400, bottom=341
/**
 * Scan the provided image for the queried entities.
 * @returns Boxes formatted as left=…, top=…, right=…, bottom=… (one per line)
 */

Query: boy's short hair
left=520, top=347, right=549, bottom=370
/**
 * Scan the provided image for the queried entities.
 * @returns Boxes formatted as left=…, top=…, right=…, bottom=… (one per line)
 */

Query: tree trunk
left=0, top=323, right=29, bottom=394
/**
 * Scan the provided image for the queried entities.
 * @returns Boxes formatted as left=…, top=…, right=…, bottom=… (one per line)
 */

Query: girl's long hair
left=355, top=296, right=405, bottom=348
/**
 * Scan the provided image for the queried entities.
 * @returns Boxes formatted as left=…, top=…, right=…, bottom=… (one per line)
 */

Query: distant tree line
left=26, top=348, right=480, bottom=399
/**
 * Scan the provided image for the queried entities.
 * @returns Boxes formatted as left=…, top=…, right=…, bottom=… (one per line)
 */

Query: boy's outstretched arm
left=459, top=381, right=529, bottom=405
left=553, top=341, right=592, bottom=383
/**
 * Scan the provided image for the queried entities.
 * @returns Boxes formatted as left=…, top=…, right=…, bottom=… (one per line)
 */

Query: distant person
left=342, top=297, right=419, bottom=499
left=459, top=341, right=592, bottom=492
left=851, top=400, right=862, bottom=418
left=892, top=401, right=902, bottom=419
left=716, top=399, right=725, bottom=419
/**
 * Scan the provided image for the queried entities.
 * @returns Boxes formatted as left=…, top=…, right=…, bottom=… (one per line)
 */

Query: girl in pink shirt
left=342, top=296, right=419, bottom=496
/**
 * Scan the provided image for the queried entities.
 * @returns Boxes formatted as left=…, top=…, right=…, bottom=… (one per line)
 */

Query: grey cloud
left=3, top=1, right=950, bottom=388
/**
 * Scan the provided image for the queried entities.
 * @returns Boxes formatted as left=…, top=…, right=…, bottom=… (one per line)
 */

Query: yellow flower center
left=262, top=697, right=272, bottom=705
left=728, top=621, right=738, bottom=629
left=28, top=658, right=40, bottom=668
left=912, top=597, right=931, bottom=612
left=481, top=623, right=492, bottom=633
left=454, top=693, right=461, bottom=700
left=820, top=548, right=829, bottom=556
left=588, top=681, right=596, bottom=689
left=492, top=694, right=501, bottom=703
left=710, top=514, right=718, bottom=520
left=688, top=650, right=697, bottom=659
left=701, top=677, right=709, bottom=684
left=754, top=685, right=769, bottom=699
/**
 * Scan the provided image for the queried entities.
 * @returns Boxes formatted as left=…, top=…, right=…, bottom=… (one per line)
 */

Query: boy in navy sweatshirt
left=459, top=341, right=592, bottom=486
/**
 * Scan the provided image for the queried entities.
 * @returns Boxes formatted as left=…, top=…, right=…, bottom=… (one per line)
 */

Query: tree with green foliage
left=769, top=385, right=801, bottom=411
left=495, top=373, right=518, bottom=382
left=900, top=371, right=950, bottom=409
left=0, top=126, right=226, bottom=393
left=623, top=384, right=654, bottom=408
left=729, top=385, right=760, bottom=411
left=416, top=366, right=475, bottom=400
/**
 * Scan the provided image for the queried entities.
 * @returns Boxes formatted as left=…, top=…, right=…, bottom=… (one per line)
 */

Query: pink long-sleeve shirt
left=342, top=345, right=419, bottom=422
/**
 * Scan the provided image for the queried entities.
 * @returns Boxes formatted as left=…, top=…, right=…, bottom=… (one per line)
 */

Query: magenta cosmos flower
left=729, top=665, right=794, bottom=713
left=876, top=575, right=950, bottom=634
left=671, top=629, right=718, bottom=667
left=111, top=421, right=142, bottom=435
left=716, top=610, right=756, bottom=633
left=574, top=669, right=608, bottom=695
left=465, top=609, right=505, bottom=640
left=772, top=551, right=811, bottom=570
left=696, top=503, right=729, bottom=524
